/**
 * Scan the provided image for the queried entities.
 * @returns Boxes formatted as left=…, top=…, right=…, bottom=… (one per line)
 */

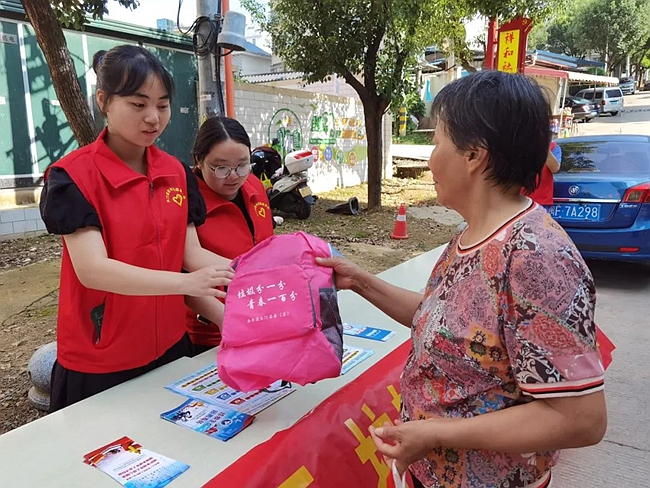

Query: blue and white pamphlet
left=165, top=363, right=294, bottom=415
left=343, top=323, right=396, bottom=342
left=341, top=344, right=374, bottom=375
left=161, top=399, right=254, bottom=441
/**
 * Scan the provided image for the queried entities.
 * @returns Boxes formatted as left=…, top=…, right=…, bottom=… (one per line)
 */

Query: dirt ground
left=0, top=174, right=457, bottom=435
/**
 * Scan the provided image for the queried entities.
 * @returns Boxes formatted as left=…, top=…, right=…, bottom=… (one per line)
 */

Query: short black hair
left=93, top=45, right=174, bottom=110
left=431, top=70, right=552, bottom=193
left=192, top=117, right=252, bottom=165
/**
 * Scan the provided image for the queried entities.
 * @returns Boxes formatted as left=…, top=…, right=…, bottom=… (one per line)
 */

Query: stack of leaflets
left=83, top=436, right=189, bottom=488
left=161, top=399, right=254, bottom=441
left=165, top=363, right=295, bottom=416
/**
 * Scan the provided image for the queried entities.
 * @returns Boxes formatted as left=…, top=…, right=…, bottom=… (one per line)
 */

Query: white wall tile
left=0, top=209, right=26, bottom=223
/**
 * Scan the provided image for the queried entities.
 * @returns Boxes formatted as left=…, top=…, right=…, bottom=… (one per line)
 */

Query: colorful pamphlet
left=161, top=399, right=254, bottom=441
left=83, top=436, right=189, bottom=488
left=343, top=323, right=396, bottom=342
left=341, top=344, right=375, bottom=375
left=165, top=363, right=294, bottom=415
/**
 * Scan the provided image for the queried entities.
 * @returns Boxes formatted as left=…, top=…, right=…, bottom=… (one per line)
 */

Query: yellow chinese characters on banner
left=497, top=29, right=520, bottom=73
left=205, top=342, right=414, bottom=488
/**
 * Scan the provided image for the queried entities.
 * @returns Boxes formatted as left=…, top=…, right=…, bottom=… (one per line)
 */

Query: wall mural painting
left=266, top=108, right=368, bottom=169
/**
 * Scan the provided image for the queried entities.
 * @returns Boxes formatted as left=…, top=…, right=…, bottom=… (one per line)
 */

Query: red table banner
left=205, top=341, right=414, bottom=488
left=596, top=325, right=615, bottom=370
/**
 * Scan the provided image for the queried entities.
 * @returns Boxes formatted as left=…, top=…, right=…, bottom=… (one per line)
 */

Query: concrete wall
left=1, top=82, right=392, bottom=240
left=233, top=82, right=392, bottom=194
left=262, top=75, right=360, bottom=99
left=0, top=205, right=45, bottom=240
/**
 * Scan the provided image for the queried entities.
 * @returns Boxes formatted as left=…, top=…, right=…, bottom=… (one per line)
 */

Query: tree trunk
left=362, top=98, right=385, bottom=210
left=22, top=0, right=97, bottom=147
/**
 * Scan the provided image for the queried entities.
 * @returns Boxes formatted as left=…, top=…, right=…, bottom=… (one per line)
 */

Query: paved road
left=554, top=93, right=650, bottom=486
left=554, top=260, right=650, bottom=487
left=577, top=91, right=650, bottom=136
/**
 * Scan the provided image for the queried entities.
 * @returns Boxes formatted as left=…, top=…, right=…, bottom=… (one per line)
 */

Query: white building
left=231, top=41, right=272, bottom=76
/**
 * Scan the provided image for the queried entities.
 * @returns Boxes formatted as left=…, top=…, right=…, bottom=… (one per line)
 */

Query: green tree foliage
left=528, top=0, right=587, bottom=56
left=534, top=0, right=650, bottom=76
left=465, top=0, right=563, bottom=21
left=243, top=0, right=466, bottom=209
left=52, top=0, right=140, bottom=28
left=545, top=17, right=583, bottom=57
left=241, top=0, right=568, bottom=207
left=575, top=0, right=650, bottom=73
left=527, top=23, right=549, bottom=50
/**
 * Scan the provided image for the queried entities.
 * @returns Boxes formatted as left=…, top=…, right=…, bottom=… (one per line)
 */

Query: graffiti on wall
left=266, top=108, right=367, bottom=169
left=309, top=112, right=367, bottom=167
left=267, top=109, right=303, bottom=161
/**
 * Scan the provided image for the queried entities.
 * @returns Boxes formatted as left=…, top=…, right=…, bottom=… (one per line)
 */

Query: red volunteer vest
left=49, top=129, right=190, bottom=373
left=525, top=142, right=557, bottom=206
left=186, top=174, right=274, bottom=347
left=528, top=165, right=554, bottom=206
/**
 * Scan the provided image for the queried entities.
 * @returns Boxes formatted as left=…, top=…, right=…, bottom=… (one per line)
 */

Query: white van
left=575, top=87, right=624, bottom=116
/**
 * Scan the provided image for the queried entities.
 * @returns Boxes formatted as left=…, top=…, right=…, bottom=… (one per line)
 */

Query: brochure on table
left=161, top=399, right=254, bottom=441
left=166, top=345, right=374, bottom=407
left=343, top=323, right=396, bottom=342
left=165, top=363, right=295, bottom=415
left=341, top=344, right=374, bottom=375
left=84, top=436, right=189, bottom=488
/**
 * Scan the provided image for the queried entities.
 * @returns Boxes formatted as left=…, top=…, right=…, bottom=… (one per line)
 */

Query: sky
left=105, top=0, right=252, bottom=29
left=104, top=1, right=485, bottom=51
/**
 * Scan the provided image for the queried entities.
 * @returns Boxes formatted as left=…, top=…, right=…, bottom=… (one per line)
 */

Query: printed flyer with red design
left=83, top=436, right=189, bottom=488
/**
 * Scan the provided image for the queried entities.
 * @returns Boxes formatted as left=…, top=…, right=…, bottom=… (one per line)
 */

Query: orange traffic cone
left=391, top=203, right=409, bottom=239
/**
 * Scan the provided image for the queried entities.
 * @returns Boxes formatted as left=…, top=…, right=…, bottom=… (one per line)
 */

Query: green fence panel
left=146, top=46, right=198, bottom=165
left=0, top=20, right=31, bottom=177
left=23, top=25, right=90, bottom=172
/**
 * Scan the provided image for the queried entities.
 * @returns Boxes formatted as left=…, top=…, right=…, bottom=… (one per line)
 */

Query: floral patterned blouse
left=401, top=201, right=605, bottom=488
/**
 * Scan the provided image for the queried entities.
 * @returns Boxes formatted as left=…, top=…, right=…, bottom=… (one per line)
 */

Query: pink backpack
left=217, top=231, right=343, bottom=392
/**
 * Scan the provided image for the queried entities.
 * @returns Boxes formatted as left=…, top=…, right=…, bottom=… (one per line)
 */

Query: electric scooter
left=251, top=147, right=317, bottom=220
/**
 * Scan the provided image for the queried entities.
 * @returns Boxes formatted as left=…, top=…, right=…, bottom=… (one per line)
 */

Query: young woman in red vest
left=185, top=117, right=274, bottom=355
left=39, top=45, right=233, bottom=411
left=526, top=141, right=561, bottom=206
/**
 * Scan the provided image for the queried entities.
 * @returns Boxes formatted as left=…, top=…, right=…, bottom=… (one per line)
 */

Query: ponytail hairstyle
left=93, top=45, right=174, bottom=112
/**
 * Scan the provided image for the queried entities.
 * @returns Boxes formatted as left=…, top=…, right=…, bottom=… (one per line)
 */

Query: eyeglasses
left=207, top=162, right=252, bottom=179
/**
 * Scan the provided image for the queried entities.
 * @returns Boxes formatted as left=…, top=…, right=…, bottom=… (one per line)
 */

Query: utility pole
left=196, top=0, right=221, bottom=121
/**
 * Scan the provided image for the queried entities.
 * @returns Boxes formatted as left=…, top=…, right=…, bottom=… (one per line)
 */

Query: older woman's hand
left=370, top=419, right=436, bottom=476
left=315, top=256, right=367, bottom=291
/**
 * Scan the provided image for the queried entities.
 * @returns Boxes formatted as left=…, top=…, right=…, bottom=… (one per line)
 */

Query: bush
left=392, top=131, right=433, bottom=145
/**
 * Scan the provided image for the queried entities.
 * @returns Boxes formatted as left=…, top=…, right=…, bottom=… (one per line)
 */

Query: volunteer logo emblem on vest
left=165, top=187, right=186, bottom=207
left=253, top=201, right=270, bottom=219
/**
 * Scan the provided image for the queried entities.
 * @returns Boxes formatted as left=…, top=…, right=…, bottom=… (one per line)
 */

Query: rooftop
left=240, top=71, right=304, bottom=83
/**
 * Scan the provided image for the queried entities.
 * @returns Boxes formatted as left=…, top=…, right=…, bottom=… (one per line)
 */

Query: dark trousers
left=49, top=333, right=192, bottom=413
left=188, top=342, right=215, bottom=358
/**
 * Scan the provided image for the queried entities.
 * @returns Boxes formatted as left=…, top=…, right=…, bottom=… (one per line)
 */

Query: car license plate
left=549, top=204, right=601, bottom=221
left=298, top=186, right=312, bottom=197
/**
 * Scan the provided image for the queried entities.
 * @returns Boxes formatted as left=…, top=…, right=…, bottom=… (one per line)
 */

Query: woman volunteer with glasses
left=185, top=116, right=275, bottom=355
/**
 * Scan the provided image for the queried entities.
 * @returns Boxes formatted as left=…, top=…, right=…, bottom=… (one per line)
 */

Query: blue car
left=549, top=135, right=650, bottom=262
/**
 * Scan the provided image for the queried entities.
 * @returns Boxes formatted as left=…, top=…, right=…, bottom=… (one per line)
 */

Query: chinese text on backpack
left=217, top=232, right=343, bottom=392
